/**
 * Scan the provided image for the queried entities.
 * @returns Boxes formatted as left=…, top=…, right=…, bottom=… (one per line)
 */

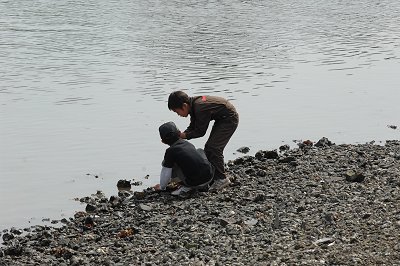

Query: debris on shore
left=1, top=138, right=400, bottom=265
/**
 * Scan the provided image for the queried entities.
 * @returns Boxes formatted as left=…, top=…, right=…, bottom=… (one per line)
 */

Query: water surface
left=1, top=0, right=399, bottom=231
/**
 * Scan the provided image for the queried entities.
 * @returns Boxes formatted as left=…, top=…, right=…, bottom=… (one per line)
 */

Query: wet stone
left=265, top=150, right=279, bottom=159
left=315, top=137, right=334, bottom=147
left=85, top=204, right=97, bottom=213
left=116, top=179, right=131, bottom=190
left=10, top=228, right=23, bottom=235
left=256, top=170, right=266, bottom=177
left=2, top=233, right=14, bottom=242
left=279, top=144, right=290, bottom=152
left=236, top=146, right=250, bottom=154
left=83, top=216, right=95, bottom=228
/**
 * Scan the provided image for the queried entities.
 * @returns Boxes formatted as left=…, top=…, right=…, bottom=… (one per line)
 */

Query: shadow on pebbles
left=1, top=138, right=400, bottom=265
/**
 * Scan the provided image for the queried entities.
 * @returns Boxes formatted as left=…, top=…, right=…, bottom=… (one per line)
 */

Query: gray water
left=1, top=0, right=399, bottom=231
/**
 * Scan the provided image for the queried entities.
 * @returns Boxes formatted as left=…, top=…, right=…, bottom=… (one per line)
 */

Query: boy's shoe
left=171, top=186, right=192, bottom=196
left=209, top=178, right=231, bottom=191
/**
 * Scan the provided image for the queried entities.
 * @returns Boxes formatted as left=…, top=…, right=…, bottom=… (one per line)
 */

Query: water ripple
left=0, top=0, right=399, bottom=102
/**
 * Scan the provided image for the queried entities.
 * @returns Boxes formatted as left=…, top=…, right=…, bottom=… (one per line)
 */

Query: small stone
left=296, top=206, right=306, bottom=213
left=395, top=221, right=400, bottom=228
left=2, top=233, right=14, bottom=242
left=272, top=208, right=280, bottom=229
left=233, top=157, right=245, bottom=165
left=84, top=216, right=95, bottom=226
left=219, top=218, right=232, bottom=227
left=139, top=203, right=153, bottom=211
left=279, top=144, right=290, bottom=152
left=345, top=171, right=365, bottom=182
left=315, top=137, right=334, bottom=147
left=117, top=228, right=138, bottom=238
left=313, top=237, right=334, bottom=245
left=265, top=150, right=279, bottom=159
left=40, top=238, right=52, bottom=247
left=10, top=227, right=23, bottom=235
left=244, top=218, right=258, bottom=226
left=255, top=151, right=265, bottom=160
left=131, top=180, right=143, bottom=186
left=323, top=212, right=338, bottom=223
left=133, top=191, right=146, bottom=200
left=117, top=179, right=131, bottom=190
left=303, top=140, right=313, bottom=146
left=118, top=190, right=131, bottom=198
left=237, top=146, right=250, bottom=154
left=362, top=213, right=372, bottom=219
left=253, top=194, right=266, bottom=203
left=256, top=170, right=266, bottom=177
left=109, top=195, right=122, bottom=207
left=226, top=224, right=242, bottom=235
left=85, top=204, right=97, bottom=212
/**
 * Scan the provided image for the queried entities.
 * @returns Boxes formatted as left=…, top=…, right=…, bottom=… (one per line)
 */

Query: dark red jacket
left=184, top=95, right=238, bottom=140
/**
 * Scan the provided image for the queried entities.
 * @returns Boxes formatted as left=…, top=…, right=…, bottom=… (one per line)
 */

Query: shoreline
left=1, top=138, right=400, bottom=265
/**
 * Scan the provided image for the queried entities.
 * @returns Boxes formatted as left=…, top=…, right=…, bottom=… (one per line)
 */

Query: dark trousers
left=205, top=115, right=239, bottom=180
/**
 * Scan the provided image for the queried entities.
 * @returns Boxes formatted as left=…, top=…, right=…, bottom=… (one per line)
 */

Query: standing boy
left=168, top=91, right=239, bottom=191
left=155, top=121, right=214, bottom=195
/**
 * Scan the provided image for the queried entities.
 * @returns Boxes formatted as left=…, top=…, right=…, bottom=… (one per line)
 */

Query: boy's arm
left=184, top=109, right=211, bottom=140
left=160, top=148, right=174, bottom=190
left=159, top=166, right=172, bottom=190
left=186, top=115, right=195, bottom=132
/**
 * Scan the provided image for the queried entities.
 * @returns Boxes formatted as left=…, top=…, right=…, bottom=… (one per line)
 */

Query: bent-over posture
left=168, top=91, right=239, bottom=191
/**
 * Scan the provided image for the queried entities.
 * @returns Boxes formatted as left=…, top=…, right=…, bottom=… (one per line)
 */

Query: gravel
left=1, top=138, right=400, bottom=265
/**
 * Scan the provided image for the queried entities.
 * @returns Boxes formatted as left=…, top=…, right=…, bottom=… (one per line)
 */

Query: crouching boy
left=154, top=121, right=214, bottom=195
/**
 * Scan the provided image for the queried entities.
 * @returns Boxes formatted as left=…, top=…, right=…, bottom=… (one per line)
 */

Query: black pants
left=205, top=114, right=239, bottom=180
left=171, top=148, right=214, bottom=188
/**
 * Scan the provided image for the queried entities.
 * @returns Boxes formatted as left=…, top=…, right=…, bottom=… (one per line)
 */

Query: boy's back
left=164, top=139, right=213, bottom=187
left=185, top=95, right=237, bottom=140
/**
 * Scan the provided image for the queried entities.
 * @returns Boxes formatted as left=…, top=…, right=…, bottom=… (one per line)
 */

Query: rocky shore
left=1, top=138, right=400, bottom=265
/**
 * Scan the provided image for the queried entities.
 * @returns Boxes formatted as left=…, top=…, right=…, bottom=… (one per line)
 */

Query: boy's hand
left=179, top=132, right=186, bottom=139
left=153, top=184, right=161, bottom=191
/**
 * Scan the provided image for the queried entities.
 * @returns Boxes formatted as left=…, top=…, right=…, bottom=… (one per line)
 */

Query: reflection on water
left=1, top=0, right=399, bottom=230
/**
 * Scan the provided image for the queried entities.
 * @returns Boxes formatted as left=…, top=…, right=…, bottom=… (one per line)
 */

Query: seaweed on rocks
left=1, top=138, right=400, bottom=265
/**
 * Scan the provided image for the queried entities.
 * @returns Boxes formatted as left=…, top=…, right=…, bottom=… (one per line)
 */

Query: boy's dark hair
left=168, top=91, right=190, bottom=110
left=159, top=122, right=180, bottom=145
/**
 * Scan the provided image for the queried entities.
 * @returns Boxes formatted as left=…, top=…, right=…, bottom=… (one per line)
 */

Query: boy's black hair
left=168, top=91, right=190, bottom=110
left=159, top=121, right=180, bottom=145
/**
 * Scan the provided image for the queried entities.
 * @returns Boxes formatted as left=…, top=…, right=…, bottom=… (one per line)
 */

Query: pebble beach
left=1, top=138, right=399, bottom=265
